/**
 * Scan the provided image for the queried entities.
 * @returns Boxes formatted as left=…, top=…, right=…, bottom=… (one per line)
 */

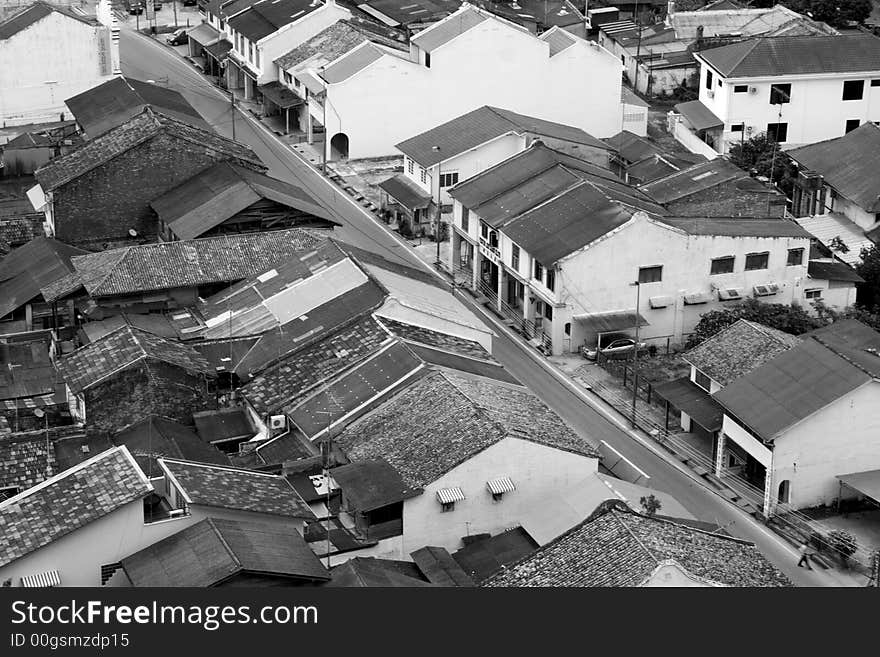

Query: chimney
left=696, top=24, right=704, bottom=41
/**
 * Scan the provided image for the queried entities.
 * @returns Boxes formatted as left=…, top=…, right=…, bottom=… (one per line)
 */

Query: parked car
left=166, top=28, right=188, bottom=45
left=583, top=336, right=647, bottom=361
left=182, top=0, right=198, bottom=5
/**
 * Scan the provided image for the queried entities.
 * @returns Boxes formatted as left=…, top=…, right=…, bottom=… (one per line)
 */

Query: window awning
left=296, top=71, right=325, bottom=96
left=378, top=174, right=433, bottom=213
left=674, top=99, right=723, bottom=132
left=437, top=487, right=465, bottom=504
left=486, top=476, right=516, bottom=495
left=20, top=569, right=61, bottom=588
left=653, top=377, right=724, bottom=432
left=187, top=22, right=220, bottom=48
left=837, top=469, right=880, bottom=504
left=684, top=291, right=713, bottom=305
left=257, top=82, right=304, bottom=109
left=204, top=39, right=232, bottom=61
left=572, top=309, right=649, bottom=334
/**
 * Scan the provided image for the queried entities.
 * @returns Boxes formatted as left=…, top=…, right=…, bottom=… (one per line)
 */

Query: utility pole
left=766, top=88, right=787, bottom=216
left=630, top=280, right=641, bottom=429
left=432, top=145, right=442, bottom=268
left=632, top=0, right=642, bottom=93
left=230, top=89, right=235, bottom=140
left=172, top=0, right=177, bottom=26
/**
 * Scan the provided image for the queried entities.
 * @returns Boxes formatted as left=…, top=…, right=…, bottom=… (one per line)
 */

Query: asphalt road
left=119, top=29, right=860, bottom=586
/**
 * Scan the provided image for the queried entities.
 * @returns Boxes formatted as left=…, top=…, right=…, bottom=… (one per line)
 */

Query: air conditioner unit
left=748, top=86, right=757, bottom=93
left=269, top=415, right=287, bottom=430
left=753, top=283, right=780, bottom=297
left=718, top=288, right=743, bottom=301
left=706, top=90, right=715, bottom=98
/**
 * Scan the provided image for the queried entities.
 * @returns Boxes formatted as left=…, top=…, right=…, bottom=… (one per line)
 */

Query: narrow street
left=119, top=28, right=864, bottom=586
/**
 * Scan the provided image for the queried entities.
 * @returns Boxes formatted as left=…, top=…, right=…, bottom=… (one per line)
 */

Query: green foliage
left=855, top=245, right=880, bottom=311
left=790, top=0, right=874, bottom=26
left=827, top=529, right=858, bottom=559
left=727, top=133, right=798, bottom=197
left=639, top=494, right=662, bottom=516
left=685, top=298, right=822, bottom=348
left=812, top=300, right=880, bottom=332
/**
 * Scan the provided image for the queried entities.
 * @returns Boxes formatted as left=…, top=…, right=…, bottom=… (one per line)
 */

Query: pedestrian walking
left=797, top=541, right=813, bottom=570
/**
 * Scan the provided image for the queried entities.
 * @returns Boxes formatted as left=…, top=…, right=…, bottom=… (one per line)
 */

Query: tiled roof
left=376, top=317, right=491, bottom=360
left=804, top=319, right=880, bottom=378
left=227, top=0, right=323, bottom=41
left=640, top=158, right=751, bottom=203
left=0, top=237, right=86, bottom=319
left=57, top=326, right=214, bottom=394
left=65, top=77, right=209, bottom=138
left=603, top=130, right=662, bottom=164
left=452, top=527, right=539, bottom=581
left=35, top=109, right=263, bottom=192
left=122, top=516, right=329, bottom=586
left=0, top=432, right=58, bottom=492
left=395, top=106, right=608, bottom=168
left=808, top=260, right=864, bottom=284
left=0, top=213, right=43, bottom=250
left=0, top=330, right=62, bottom=402
left=697, top=34, right=880, bottom=78
left=241, top=315, right=392, bottom=415
left=0, top=1, right=95, bottom=40
left=787, top=123, right=880, bottom=213
left=331, top=459, right=417, bottom=511
left=684, top=319, right=801, bottom=386
left=671, top=6, right=832, bottom=40
left=713, top=335, right=874, bottom=441
left=275, top=18, right=406, bottom=71
left=0, top=446, right=151, bottom=568
left=793, top=212, right=873, bottom=267
left=327, top=557, right=434, bottom=587
left=62, top=228, right=324, bottom=298
left=320, top=42, right=385, bottom=84
left=541, top=25, right=576, bottom=56
left=335, top=370, right=597, bottom=488
left=659, top=216, right=812, bottom=238
left=159, top=458, right=315, bottom=519
left=483, top=501, right=791, bottom=586
left=150, top=162, right=334, bottom=240
left=113, top=416, right=230, bottom=477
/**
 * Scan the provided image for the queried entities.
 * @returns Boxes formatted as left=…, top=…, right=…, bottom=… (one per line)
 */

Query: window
left=564, top=322, right=571, bottom=336
left=0, top=486, right=19, bottom=502
left=744, top=252, right=769, bottom=270
left=489, top=230, right=498, bottom=249
left=717, top=78, right=722, bottom=88
left=461, top=207, right=469, bottom=232
left=439, top=172, right=459, bottom=188
left=481, top=223, right=488, bottom=240
left=425, top=52, right=431, bottom=68
left=543, top=303, right=553, bottom=321
left=730, top=123, right=744, bottom=132
left=734, top=84, right=748, bottom=93
left=407, top=159, right=414, bottom=175
left=248, top=42, right=254, bottom=63
left=694, top=369, right=711, bottom=392
left=638, top=265, right=662, bottom=283
left=100, top=563, right=122, bottom=586
left=511, top=244, right=520, bottom=270
left=534, top=260, right=543, bottom=281
left=766, top=122, right=788, bottom=142
left=710, top=256, right=735, bottom=274
left=419, top=167, right=427, bottom=184
left=805, top=288, right=822, bottom=300
left=778, top=480, right=791, bottom=504
left=441, top=501, right=455, bottom=512
left=787, top=248, right=804, bottom=266
left=769, top=83, right=791, bottom=104
left=283, top=71, right=292, bottom=84
left=845, top=119, right=861, bottom=133
left=705, top=69, right=713, bottom=90
left=872, top=79, right=880, bottom=87
left=842, top=80, right=864, bottom=101
left=545, top=268, right=555, bottom=292
left=255, top=48, right=260, bottom=69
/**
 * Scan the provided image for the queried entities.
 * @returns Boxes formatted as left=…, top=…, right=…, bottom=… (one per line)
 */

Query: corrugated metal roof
left=787, top=123, right=880, bottom=213
left=653, top=377, right=724, bottom=432
left=378, top=174, right=433, bottom=211
left=793, top=212, right=872, bottom=267
left=659, top=216, right=812, bottom=238
left=674, top=100, right=723, bottom=131
left=542, top=26, right=576, bottom=56
left=321, top=42, right=384, bottom=83
left=572, top=309, right=648, bottom=333
left=807, top=259, right=864, bottom=283
left=411, top=5, right=489, bottom=52
left=698, top=34, right=880, bottom=78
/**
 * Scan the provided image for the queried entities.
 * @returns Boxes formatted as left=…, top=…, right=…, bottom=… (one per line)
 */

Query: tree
left=685, top=298, right=822, bottom=348
left=640, top=494, right=662, bottom=516
left=812, top=300, right=880, bottom=332
left=826, top=529, right=858, bottom=568
left=855, top=244, right=880, bottom=311
left=727, top=133, right=799, bottom=197
left=806, top=0, right=872, bottom=25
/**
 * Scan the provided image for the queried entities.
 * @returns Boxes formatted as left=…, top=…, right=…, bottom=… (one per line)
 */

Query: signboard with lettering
left=96, top=28, right=112, bottom=76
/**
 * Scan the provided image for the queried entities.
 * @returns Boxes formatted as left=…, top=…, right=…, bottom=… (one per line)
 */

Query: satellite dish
left=128, top=228, right=138, bottom=237
left=33, top=408, right=45, bottom=418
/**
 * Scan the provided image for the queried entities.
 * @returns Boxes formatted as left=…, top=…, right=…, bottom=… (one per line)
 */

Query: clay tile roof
left=0, top=446, right=152, bottom=568
left=483, top=501, right=792, bottom=586
left=158, top=458, right=315, bottom=519
left=0, top=432, right=58, bottom=493
left=56, top=326, right=214, bottom=394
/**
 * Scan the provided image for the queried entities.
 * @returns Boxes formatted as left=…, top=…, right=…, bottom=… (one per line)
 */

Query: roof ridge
left=611, top=509, right=661, bottom=566
left=207, top=517, right=244, bottom=570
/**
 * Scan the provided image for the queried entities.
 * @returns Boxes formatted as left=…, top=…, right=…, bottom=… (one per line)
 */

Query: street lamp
left=630, top=280, right=641, bottom=429
left=431, top=145, right=442, bottom=268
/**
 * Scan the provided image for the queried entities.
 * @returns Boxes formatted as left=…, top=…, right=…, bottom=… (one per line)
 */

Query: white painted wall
left=770, top=381, right=880, bottom=510
left=318, top=14, right=622, bottom=159
left=0, top=11, right=116, bottom=126
left=697, top=61, right=880, bottom=150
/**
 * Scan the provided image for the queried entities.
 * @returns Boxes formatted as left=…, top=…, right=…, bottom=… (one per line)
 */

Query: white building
left=277, top=3, right=623, bottom=161
left=223, top=0, right=350, bottom=101
left=671, top=34, right=880, bottom=156
left=449, top=142, right=820, bottom=354
left=0, top=2, right=117, bottom=127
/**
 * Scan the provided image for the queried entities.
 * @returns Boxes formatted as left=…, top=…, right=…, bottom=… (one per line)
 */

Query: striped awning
left=486, top=476, right=516, bottom=495
left=20, top=569, right=60, bottom=588
left=436, top=487, right=465, bottom=505
left=1, top=388, right=67, bottom=410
